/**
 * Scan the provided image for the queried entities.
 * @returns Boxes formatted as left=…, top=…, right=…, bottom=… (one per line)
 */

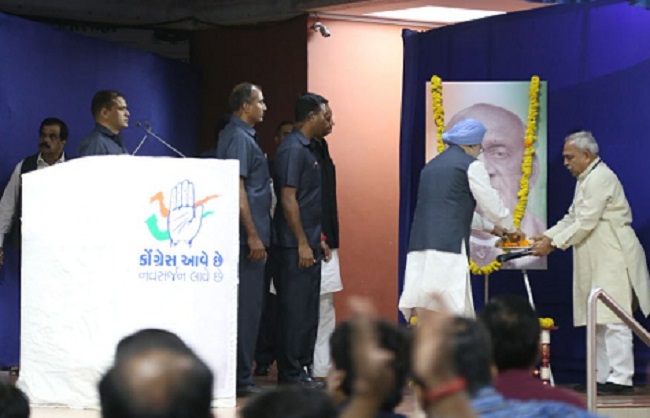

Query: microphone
left=135, top=121, right=152, bottom=130
left=132, top=120, right=186, bottom=158
left=496, top=248, right=533, bottom=263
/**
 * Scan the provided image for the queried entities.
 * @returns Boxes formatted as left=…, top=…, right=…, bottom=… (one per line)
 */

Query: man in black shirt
left=254, top=120, right=294, bottom=377
left=310, top=103, right=343, bottom=380
left=273, top=93, right=331, bottom=386
left=78, top=90, right=130, bottom=156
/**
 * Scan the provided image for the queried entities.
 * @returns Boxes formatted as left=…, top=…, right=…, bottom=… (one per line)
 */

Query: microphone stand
left=132, top=121, right=186, bottom=158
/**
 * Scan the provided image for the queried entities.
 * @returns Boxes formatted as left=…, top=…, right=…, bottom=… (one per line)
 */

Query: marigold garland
left=539, top=317, right=555, bottom=329
left=430, top=75, right=541, bottom=276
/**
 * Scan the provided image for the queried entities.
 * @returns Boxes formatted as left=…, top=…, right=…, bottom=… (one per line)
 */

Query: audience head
left=91, top=90, right=129, bottom=133
left=100, top=329, right=212, bottom=418
left=328, top=319, right=410, bottom=411
left=450, top=316, right=493, bottom=396
left=294, top=93, right=329, bottom=139
left=563, top=130, right=599, bottom=177
left=479, top=294, right=541, bottom=372
left=114, top=328, right=192, bottom=360
left=228, top=83, right=266, bottom=126
left=0, top=380, right=30, bottom=418
left=100, top=348, right=213, bottom=418
left=240, top=386, right=337, bottom=418
left=38, top=117, right=68, bottom=160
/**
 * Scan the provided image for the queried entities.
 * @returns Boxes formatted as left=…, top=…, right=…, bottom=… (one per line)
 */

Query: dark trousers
left=236, top=246, right=266, bottom=388
left=255, top=249, right=280, bottom=367
left=275, top=247, right=321, bottom=382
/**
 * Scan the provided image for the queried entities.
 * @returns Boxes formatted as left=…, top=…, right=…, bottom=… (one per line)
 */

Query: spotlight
left=312, top=21, right=331, bottom=37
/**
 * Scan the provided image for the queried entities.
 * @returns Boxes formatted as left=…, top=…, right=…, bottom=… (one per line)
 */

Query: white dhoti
left=399, top=242, right=474, bottom=321
left=312, top=249, right=343, bottom=378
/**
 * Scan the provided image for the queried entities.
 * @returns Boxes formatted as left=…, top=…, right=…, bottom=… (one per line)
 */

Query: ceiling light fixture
left=365, top=6, right=505, bottom=24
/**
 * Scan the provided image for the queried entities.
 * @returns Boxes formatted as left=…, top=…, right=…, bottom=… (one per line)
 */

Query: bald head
left=100, top=348, right=213, bottom=418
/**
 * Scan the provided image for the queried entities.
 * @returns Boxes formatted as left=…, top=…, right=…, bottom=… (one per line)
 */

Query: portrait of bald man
left=447, top=103, right=546, bottom=270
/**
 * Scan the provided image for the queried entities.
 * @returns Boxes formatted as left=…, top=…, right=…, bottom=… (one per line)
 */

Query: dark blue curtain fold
left=0, top=13, right=200, bottom=366
left=528, top=0, right=650, bottom=7
left=399, top=0, right=650, bottom=383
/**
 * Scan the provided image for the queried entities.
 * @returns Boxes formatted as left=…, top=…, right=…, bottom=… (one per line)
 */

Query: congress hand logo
left=168, top=180, right=204, bottom=246
left=146, top=180, right=218, bottom=246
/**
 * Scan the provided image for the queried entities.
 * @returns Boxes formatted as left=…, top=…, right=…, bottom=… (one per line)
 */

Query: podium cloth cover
left=19, top=156, right=240, bottom=408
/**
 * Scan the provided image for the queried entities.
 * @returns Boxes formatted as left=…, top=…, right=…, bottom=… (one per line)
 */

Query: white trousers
left=312, top=292, right=335, bottom=377
left=596, top=323, right=634, bottom=385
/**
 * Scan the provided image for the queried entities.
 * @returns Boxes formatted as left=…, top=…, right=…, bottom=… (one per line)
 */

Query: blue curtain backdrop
left=399, top=0, right=650, bottom=383
left=527, top=0, right=650, bottom=8
left=0, top=13, right=200, bottom=366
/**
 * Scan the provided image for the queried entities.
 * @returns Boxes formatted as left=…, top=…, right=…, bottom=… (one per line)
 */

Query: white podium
left=19, top=156, right=239, bottom=408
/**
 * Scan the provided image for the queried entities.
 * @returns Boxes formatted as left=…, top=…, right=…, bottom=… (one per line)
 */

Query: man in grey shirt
left=78, top=90, right=130, bottom=156
left=216, top=82, right=271, bottom=397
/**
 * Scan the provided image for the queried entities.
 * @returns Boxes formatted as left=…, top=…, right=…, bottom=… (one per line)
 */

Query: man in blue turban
left=399, top=119, right=521, bottom=319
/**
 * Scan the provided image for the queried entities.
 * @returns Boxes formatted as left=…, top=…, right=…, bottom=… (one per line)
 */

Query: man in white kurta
left=399, top=119, right=516, bottom=320
left=533, top=131, right=650, bottom=395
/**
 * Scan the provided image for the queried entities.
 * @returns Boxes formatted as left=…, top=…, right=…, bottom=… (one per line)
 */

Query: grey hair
left=565, top=131, right=599, bottom=156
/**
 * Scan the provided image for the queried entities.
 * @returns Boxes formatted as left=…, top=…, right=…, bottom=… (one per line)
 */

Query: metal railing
left=586, top=288, right=650, bottom=411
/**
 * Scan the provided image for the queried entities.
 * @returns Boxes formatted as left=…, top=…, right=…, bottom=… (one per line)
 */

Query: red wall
left=191, top=16, right=308, bottom=155
left=307, top=18, right=406, bottom=320
left=191, top=16, right=407, bottom=320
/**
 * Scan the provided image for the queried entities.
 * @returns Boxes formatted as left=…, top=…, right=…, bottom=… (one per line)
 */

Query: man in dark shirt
left=310, top=104, right=343, bottom=380
left=254, top=120, right=294, bottom=377
left=479, top=295, right=586, bottom=408
left=273, top=93, right=331, bottom=386
left=78, top=90, right=130, bottom=156
left=216, top=82, right=271, bottom=397
left=0, top=118, right=71, bottom=263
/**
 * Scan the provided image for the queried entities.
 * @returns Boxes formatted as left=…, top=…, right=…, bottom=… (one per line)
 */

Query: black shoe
left=597, top=382, right=635, bottom=396
left=299, top=368, right=325, bottom=389
left=299, top=369, right=314, bottom=383
left=236, top=384, right=263, bottom=397
left=254, top=365, right=269, bottom=377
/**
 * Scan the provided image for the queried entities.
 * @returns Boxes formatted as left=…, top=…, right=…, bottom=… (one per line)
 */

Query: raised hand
left=167, top=180, right=204, bottom=247
left=348, top=297, right=396, bottom=402
left=411, top=298, right=456, bottom=390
